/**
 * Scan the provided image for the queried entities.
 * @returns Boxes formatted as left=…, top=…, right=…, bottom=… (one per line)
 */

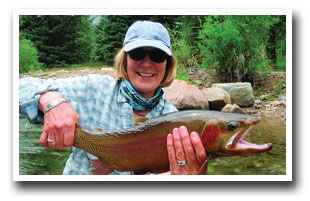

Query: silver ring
left=177, top=160, right=187, bottom=166
left=47, top=138, right=55, bottom=143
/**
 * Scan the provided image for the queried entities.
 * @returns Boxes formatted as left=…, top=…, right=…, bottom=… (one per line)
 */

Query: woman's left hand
left=167, top=126, right=209, bottom=175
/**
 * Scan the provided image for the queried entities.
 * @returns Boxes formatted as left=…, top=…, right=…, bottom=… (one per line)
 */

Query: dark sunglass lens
left=149, top=49, right=167, bottom=63
left=128, top=48, right=146, bottom=60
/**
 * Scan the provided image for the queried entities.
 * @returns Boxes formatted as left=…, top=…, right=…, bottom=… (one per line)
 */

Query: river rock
left=211, top=82, right=255, bottom=107
left=201, top=87, right=231, bottom=111
left=163, top=80, right=209, bottom=110
left=221, top=104, right=247, bottom=114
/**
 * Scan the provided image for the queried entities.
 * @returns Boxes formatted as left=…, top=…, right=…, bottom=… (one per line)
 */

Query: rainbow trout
left=74, top=110, right=272, bottom=173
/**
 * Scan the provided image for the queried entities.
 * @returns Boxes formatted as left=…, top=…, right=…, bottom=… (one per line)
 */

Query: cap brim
left=124, top=40, right=171, bottom=56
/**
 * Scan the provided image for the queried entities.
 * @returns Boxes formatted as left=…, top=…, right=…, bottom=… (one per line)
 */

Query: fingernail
left=173, top=128, right=179, bottom=134
left=180, top=126, right=187, bottom=132
left=191, top=132, right=199, bottom=139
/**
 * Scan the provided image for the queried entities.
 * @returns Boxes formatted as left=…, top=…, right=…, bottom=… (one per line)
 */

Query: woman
left=19, top=20, right=208, bottom=175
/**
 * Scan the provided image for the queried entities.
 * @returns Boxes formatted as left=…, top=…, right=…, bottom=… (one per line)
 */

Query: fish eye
left=226, top=122, right=240, bottom=131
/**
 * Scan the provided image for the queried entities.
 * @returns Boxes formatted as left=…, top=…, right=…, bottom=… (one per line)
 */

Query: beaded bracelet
left=43, top=98, right=67, bottom=114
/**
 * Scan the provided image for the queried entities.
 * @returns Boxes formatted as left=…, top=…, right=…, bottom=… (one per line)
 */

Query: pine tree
left=19, top=15, right=93, bottom=67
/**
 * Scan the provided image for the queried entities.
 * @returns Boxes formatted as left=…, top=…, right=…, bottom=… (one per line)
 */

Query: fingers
left=39, top=129, right=48, bottom=147
left=39, top=102, right=78, bottom=149
left=55, top=127, right=64, bottom=149
left=179, top=126, right=196, bottom=167
left=47, top=131, right=56, bottom=148
left=167, top=126, right=207, bottom=175
left=190, top=132, right=207, bottom=165
left=167, top=133, right=178, bottom=171
left=172, top=127, right=186, bottom=163
left=64, top=122, right=75, bottom=147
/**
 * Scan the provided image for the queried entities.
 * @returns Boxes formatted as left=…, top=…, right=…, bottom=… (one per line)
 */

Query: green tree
left=94, top=16, right=130, bottom=65
left=266, top=15, right=286, bottom=70
left=198, top=15, right=279, bottom=82
left=19, top=15, right=93, bottom=67
left=169, top=15, right=204, bottom=68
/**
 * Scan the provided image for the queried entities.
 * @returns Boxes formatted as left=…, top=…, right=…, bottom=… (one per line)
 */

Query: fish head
left=201, top=113, right=272, bottom=157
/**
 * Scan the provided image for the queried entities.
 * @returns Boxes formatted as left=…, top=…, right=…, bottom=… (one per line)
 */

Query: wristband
left=43, top=98, right=67, bottom=114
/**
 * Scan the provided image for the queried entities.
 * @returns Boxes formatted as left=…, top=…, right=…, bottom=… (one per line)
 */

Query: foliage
left=169, top=16, right=204, bottom=69
left=266, top=15, right=286, bottom=71
left=94, top=16, right=130, bottom=65
left=198, top=15, right=280, bottom=82
left=175, top=65, right=193, bottom=85
left=19, top=15, right=93, bottom=67
left=19, top=38, right=43, bottom=73
left=19, top=15, right=287, bottom=84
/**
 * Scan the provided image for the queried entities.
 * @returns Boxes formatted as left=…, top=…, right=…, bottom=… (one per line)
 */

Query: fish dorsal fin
left=134, top=117, right=149, bottom=126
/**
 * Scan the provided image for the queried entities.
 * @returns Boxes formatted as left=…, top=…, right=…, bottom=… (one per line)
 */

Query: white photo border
left=13, top=8, right=292, bottom=181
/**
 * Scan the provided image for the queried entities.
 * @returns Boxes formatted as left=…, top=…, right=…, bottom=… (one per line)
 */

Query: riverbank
left=19, top=66, right=286, bottom=122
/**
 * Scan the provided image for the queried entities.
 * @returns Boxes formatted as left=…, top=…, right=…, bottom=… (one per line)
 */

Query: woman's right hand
left=38, top=91, right=79, bottom=149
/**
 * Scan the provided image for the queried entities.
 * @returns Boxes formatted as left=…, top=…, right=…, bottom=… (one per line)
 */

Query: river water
left=18, top=116, right=286, bottom=175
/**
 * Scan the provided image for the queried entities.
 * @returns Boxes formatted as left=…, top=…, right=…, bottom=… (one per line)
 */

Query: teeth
left=138, top=73, right=153, bottom=77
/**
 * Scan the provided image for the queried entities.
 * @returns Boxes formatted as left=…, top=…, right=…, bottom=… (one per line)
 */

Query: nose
left=141, top=54, right=153, bottom=66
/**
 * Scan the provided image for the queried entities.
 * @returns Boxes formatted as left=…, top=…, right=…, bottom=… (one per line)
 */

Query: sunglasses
left=128, top=48, right=168, bottom=63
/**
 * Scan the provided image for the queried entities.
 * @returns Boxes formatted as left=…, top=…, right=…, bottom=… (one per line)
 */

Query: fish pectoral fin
left=134, top=117, right=149, bottom=125
left=89, top=159, right=115, bottom=175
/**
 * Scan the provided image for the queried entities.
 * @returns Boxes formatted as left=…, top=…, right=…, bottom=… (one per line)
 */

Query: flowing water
left=18, top=116, right=286, bottom=175
left=19, top=118, right=72, bottom=175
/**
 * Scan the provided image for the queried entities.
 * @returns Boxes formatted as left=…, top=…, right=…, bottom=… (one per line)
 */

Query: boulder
left=163, top=80, right=209, bottom=110
left=201, top=87, right=231, bottom=111
left=221, top=104, right=247, bottom=114
left=211, top=82, right=255, bottom=107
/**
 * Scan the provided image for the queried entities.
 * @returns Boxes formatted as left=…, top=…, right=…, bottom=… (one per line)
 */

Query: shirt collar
left=117, top=85, right=127, bottom=103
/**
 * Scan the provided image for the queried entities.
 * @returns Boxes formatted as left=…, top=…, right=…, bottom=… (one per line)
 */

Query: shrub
left=19, top=39, right=43, bottom=73
left=198, top=16, right=274, bottom=83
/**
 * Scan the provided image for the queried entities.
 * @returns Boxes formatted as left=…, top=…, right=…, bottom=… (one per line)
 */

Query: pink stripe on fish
left=103, top=136, right=167, bottom=152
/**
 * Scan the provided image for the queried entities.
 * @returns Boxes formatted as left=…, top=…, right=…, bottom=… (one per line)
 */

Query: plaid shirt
left=19, top=74, right=177, bottom=175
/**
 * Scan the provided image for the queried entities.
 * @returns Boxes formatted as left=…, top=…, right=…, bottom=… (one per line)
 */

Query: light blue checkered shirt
left=19, top=74, right=177, bottom=175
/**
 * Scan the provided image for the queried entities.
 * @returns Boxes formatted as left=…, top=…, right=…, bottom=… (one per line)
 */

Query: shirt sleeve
left=19, top=77, right=60, bottom=123
left=19, top=75, right=100, bottom=124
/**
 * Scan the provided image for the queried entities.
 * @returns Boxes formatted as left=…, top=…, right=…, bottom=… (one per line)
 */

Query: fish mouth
left=225, top=122, right=272, bottom=155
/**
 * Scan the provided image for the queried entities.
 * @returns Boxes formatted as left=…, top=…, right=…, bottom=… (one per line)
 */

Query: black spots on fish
left=226, top=121, right=240, bottom=131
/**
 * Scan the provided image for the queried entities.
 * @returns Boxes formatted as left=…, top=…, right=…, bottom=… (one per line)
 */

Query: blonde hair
left=113, top=48, right=177, bottom=87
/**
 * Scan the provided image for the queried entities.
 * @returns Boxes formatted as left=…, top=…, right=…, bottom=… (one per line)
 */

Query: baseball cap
left=123, top=21, right=172, bottom=56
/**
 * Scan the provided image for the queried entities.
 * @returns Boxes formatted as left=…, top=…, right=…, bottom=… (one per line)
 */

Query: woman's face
left=126, top=47, right=167, bottom=99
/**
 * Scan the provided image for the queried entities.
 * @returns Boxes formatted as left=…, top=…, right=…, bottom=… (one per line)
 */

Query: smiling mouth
left=137, top=72, right=155, bottom=77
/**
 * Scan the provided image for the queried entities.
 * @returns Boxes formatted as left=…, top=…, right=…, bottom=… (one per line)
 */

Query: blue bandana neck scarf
left=120, top=79, right=164, bottom=111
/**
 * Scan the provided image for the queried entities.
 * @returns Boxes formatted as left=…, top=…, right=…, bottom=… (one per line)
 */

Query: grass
left=175, top=65, right=199, bottom=86
left=262, top=78, right=286, bottom=101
